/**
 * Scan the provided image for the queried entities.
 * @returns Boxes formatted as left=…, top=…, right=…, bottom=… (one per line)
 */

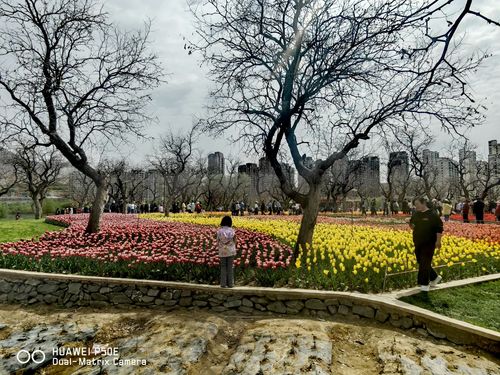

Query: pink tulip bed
left=0, top=214, right=293, bottom=286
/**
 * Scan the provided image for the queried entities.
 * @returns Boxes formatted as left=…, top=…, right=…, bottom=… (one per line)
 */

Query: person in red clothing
left=495, top=201, right=500, bottom=222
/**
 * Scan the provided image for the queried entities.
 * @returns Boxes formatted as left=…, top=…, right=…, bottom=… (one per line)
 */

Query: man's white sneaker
left=430, top=275, right=442, bottom=287
left=420, top=285, right=430, bottom=292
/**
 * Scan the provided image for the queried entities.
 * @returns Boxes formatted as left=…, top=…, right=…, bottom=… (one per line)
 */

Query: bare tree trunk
left=33, top=195, right=42, bottom=220
left=86, top=178, right=108, bottom=233
left=294, top=184, right=321, bottom=258
left=122, top=198, right=127, bottom=214
left=164, top=196, right=171, bottom=217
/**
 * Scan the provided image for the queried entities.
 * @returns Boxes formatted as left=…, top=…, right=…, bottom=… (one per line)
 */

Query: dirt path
left=0, top=304, right=498, bottom=374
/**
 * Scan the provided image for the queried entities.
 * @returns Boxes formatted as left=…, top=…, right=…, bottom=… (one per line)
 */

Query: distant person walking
left=442, top=199, right=452, bottom=222
left=495, top=201, right=500, bottom=222
left=370, top=199, right=377, bottom=216
left=409, top=197, right=443, bottom=292
left=217, top=216, right=237, bottom=288
left=462, top=200, right=470, bottom=223
left=472, top=197, right=485, bottom=224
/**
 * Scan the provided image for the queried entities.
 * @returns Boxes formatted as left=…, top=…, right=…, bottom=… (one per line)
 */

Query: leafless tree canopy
left=0, top=148, right=19, bottom=197
left=190, top=0, right=498, bottom=250
left=68, top=170, right=95, bottom=209
left=0, top=0, right=164, bottom=231
left=107, top=160, right=145, bottom=213
left=13, top=144, right=63, bottom=218
left=149, top=126, right=199, bottom=216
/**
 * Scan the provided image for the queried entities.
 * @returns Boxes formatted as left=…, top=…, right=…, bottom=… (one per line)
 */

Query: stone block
left=325, top=299, right=339, bottom=306
left=389, top=316, right=413, bottom=329
left=208, top=298, right=222, bottom=306
left=427, top=325, right=446, bottom=339
left=375, top=310, right=389, bottom=323
left=305, top=299, right=326, bottom=310
left=338, top=305, right=350, bottom=315
left=160, top=291, right=173, bottom=300
left=24, top=279, right=42, bottom=286
left=90, top=293, right=108, bottom=301
left=400, top=317, right=414, bottom=329
left=352, top=305, right=375, bottom=319
left=267, top=301, right=287, bottom=314
left=211, top=306, right=228, bottom=312
left=254, top=304, right=267, bottom=311
left=86, top=284, right=100, bottom=293
left=224, top=299, right=242, bottom=308
left=37, top=284, right=59, bottom=294
left=339, top=298, right=353, bottom=307
left=327, top=305, right=337, bottom=315
left=172, top=290, right=181, bottom=299
left=317, top=311, right=331, bottom=319
left=147, top=288, right=160, bottom=297
left=179, top=297, right=192, bottom=306
left=68, top=283, right=82, bottom=294
left=285, top=300, right=304, bottom=310
left=89, top=301, right=109, bottom=308
left=242, top=298, right=253, bottom=307
left=250, top=297, right=268, bottom=305
left=110, top=293, right=131, bottom=304
left=238, top=306, right=253, bottom=313
left=44, top=294, right=58, bottom=304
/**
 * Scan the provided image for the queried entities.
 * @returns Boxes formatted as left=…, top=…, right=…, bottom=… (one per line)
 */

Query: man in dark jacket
left=462, top=199, right=470, bottom=223
left=472, top=197, right=485, bottom=224
left=409, top=197, right=443, bottom=292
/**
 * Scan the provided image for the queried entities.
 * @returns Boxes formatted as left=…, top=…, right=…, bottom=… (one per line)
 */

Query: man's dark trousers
left=415, top=242, right=438, bottom=286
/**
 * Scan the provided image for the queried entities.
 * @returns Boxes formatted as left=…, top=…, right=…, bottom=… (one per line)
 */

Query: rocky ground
left=0, top=304, right=498, bottom=375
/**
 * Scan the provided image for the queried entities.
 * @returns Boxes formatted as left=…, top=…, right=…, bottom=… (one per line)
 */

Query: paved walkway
left=384, top=273, right=500, bottom=299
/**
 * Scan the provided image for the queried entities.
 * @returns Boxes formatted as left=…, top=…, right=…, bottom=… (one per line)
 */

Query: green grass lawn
left=0, top=218, right=63, bottom=243
left=401, top=280, right=500, bottom=332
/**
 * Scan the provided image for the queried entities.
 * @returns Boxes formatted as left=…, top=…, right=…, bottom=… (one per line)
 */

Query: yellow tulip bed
left=141, top=213, right=500, bottom=292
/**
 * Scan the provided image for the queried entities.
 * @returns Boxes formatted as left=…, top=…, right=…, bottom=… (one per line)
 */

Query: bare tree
left=379, top=140, right=413, bottom=207
left=107, top=160, right=144, bottom=214
left=190, top=0, right=496, bottom=255
left=394, top=125, right=439, bottom=200
left=475, top=162, right=500, bottom=201
left=0, top=0, right=163, bottom=232
left=444, top=139, right=477, bottom=200
left=68, top=170, right=95, bottom=209
left=13, top=145, right=63, bottom=219
left=322, top=157, right=361, bottom=212
left=0, top=148, right=18, bottom=197
left=150, top=126, right=198, bottom=216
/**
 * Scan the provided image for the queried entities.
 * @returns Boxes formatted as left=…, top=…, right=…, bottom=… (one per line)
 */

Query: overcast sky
left=45, top=1, right=500, bottom=164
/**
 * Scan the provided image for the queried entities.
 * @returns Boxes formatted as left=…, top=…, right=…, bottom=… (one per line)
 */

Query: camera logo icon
left=16, top=349, right=46, bottom=364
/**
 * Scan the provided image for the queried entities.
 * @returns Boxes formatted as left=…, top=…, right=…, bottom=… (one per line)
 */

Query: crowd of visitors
left=357, top=196, right=500, bottom=223
left=53, top=195, right=500, bottom=224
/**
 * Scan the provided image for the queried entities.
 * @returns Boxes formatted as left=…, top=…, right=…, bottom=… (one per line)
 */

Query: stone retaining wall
left=0, top=269, right=498, bottom=353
